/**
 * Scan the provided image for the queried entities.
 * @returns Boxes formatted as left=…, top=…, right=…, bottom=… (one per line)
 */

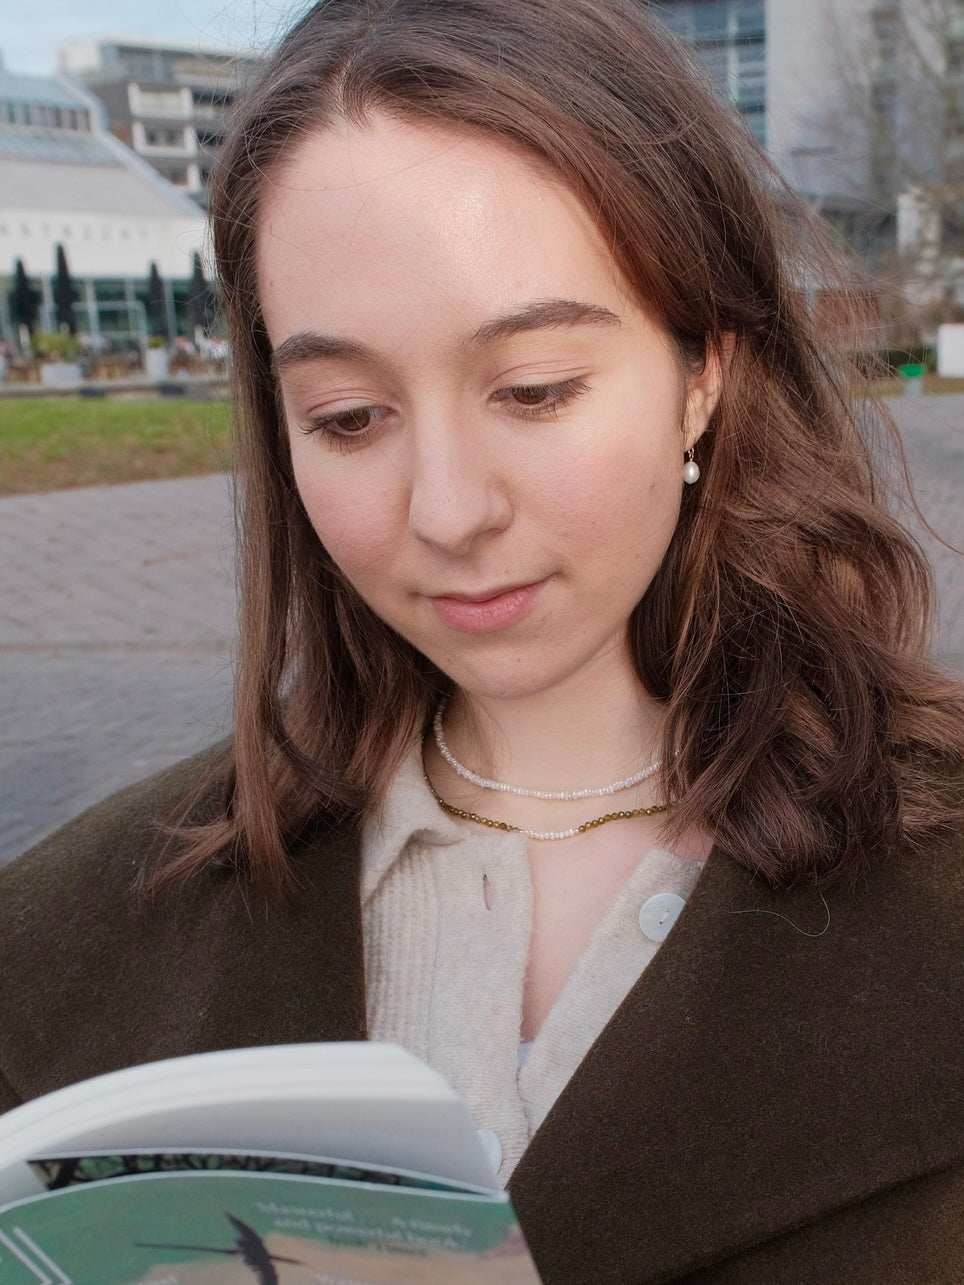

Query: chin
left=427, top=655, right=581, bottom=705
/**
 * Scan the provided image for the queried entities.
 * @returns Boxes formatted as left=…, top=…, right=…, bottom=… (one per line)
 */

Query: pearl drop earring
left=683, top=448, right=701, bottom=485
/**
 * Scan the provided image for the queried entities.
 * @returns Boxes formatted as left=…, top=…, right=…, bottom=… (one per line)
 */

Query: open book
left=0, top=1042, right=542, bottom=1284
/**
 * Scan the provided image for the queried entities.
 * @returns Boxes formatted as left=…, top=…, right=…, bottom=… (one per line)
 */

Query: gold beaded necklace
left=424, top=771, right=670, bottom=841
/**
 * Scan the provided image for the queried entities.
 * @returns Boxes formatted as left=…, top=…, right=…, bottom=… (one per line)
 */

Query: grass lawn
left=1, top=376, right=961, bottom=497
left=0, top=395, right=232, bottom=495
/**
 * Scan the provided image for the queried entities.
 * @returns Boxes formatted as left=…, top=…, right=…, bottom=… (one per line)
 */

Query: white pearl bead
left=683, top=459, right=701, bottom=484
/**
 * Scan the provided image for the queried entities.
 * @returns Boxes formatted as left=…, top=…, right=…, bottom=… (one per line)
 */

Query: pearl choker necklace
left=432, top=704, right=660, bottom=800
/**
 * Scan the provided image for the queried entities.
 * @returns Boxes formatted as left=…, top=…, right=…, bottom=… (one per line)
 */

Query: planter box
left=144, top=348, right=170, bottom=380
left=40, top=362, right=83, bottom=386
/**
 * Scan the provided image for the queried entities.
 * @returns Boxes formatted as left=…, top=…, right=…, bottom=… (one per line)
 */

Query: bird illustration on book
left=136, top=1211, right=306, bottom=1284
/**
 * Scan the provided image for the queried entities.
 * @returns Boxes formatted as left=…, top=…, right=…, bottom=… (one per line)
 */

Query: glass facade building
left=651, top=0, right=767, bottom=145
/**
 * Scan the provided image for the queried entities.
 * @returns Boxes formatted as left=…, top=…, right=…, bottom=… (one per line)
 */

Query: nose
left=407, top=424, right=512, bottom=555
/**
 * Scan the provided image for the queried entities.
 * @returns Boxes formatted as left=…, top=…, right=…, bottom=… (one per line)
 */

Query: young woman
left=2, top=1, right=962, bottom=1280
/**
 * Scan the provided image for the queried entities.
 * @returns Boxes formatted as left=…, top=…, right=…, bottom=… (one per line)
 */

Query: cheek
left=536, top=438, right=683, bottom=566
left=292, top=458, right=393, bottom=583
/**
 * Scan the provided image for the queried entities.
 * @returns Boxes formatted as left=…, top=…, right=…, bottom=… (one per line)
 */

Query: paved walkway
left=1, top=475, right=236, bottom=864
left=1, top=395, right=961, bottom=866
left=887, top=394, right=963, bottom=669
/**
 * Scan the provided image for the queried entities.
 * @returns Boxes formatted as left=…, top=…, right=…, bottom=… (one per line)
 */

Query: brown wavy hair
left=155, top=0, right=964, bottom=899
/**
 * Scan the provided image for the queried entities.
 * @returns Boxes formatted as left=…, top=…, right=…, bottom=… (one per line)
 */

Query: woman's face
left=258, top=115, right=720, bottom=703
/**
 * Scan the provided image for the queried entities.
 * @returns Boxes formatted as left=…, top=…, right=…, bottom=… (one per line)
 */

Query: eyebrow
left=271, top=298, right=621, bottom=374
left=272, top=332, right=375, bottom=374
left=470, top=298, right=621, bottom=344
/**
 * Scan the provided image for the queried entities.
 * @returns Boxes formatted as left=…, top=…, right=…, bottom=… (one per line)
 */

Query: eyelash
left=300, top=405, right=387, bottom=450
left=496, top=376, right=589, bottom=419
left=299, top=376, right=590, bottom=449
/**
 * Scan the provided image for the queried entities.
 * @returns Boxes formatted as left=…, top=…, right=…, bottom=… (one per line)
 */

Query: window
left=143, top=126, right=187, bottom=148
left=128, top=54, right=160, bottom=80
left=95, top=280, right=127, bottom=302
left=693, top=1, right=728, bottom=42
left=651, top=1, right=766, bottom=144
left=871, top=81, right=897, bottom=128
left=193, top=89, right=232, bottom=108
left=872, top=7, right=899, bottom=80
left=734, top=0, right=765, bottom=41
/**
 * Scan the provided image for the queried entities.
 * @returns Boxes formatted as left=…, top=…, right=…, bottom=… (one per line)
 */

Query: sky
left=0, top=0, right=308, bottom=76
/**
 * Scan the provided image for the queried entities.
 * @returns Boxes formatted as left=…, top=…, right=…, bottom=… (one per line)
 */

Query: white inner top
left=360, top=745, right=704, bottom=1185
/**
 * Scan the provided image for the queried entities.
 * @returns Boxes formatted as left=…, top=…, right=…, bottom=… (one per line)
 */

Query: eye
left=300, top=403, right=387, bottom=447
left=324, top=407, right=374, bottom=434
left=511, top=386, right=554, bottom=406
left=497, top=376, right=590, bottom=418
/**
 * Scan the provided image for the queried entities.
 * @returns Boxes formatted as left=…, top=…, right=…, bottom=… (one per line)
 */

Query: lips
left=429, top=580, right=544, bottom=633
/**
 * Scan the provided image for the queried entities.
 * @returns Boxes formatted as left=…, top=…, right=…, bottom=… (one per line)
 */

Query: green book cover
left=0, top=1166, right=539, bottom=1284
left=0, top=1043, right=543, bottom=1282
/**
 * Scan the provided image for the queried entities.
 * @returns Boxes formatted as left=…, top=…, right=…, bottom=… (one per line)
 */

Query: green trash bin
left=897, top=362, right=925, bottom=394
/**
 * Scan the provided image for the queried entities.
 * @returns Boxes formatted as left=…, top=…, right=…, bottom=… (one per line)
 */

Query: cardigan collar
left=359, top=740, right=466, bottom=907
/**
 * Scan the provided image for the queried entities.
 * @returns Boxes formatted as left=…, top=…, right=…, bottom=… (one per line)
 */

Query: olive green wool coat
left=0, top=749, right=962, bottom=1284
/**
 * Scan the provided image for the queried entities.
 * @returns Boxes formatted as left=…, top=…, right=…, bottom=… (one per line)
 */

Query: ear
left=683, top=333, right=733, bottom=449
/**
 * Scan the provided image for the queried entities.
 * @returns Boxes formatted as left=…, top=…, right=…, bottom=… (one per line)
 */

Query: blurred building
left=58, top=36, right=262, bottom=206
left=0, top=68, right=206, bottom=346
left=650, top=0, right=964, bottom=332
left=650, top=0, right=883, bottom=244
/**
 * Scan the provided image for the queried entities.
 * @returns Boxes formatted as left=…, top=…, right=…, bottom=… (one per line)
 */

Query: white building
left=0, top=69, right=207, bottom=345
left=58, top=36, right=261, bottom=206
left=652, top=0, right=887, bottom=242
left=653, top=0, right=964, bottom=327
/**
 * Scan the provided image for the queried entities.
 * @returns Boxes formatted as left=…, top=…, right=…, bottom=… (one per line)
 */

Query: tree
left=144, top=261, right=169, bottom=339
left=52, top=243, right=78, bottom=336
left=817, top=0, right=964, bottom=340
left=8, top=258, right=40, bottom=340
left=188, top=251, right=217, bottom=338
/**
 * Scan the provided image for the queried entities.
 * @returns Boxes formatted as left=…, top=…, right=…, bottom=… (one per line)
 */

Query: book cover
left=0, top=1044, right=543, bottom=1284
left=0, top=1166, right=538, bottom=1284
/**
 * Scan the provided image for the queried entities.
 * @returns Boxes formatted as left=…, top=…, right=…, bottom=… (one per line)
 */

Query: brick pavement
left=0, top=396, right=960, bottom=866
left=0, top=475, right=236, bottom=864
left=888, top=394, right=963, bottom=672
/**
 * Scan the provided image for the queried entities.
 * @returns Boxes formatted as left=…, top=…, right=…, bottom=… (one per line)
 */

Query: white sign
left=936, top=324, right=964, bottom=377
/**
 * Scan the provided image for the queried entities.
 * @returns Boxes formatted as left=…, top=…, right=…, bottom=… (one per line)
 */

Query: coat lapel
left=509, top=841, right=964, bottom=1282
left=173, top=816, right=369, bottom=1056
left=0, top=784, right=368, bottom=1100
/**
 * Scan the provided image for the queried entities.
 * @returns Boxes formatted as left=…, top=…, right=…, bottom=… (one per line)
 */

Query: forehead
left=255, top=113, right=634, bottom=343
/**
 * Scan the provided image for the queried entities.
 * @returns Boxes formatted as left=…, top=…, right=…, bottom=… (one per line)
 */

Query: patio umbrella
left=53, top=244, right=78, bottom=335
left=8, top=258, right=40, bottom=338
left=189, top=252, right=217, bottom=337
left=145, top=261, right=169, bottom=339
